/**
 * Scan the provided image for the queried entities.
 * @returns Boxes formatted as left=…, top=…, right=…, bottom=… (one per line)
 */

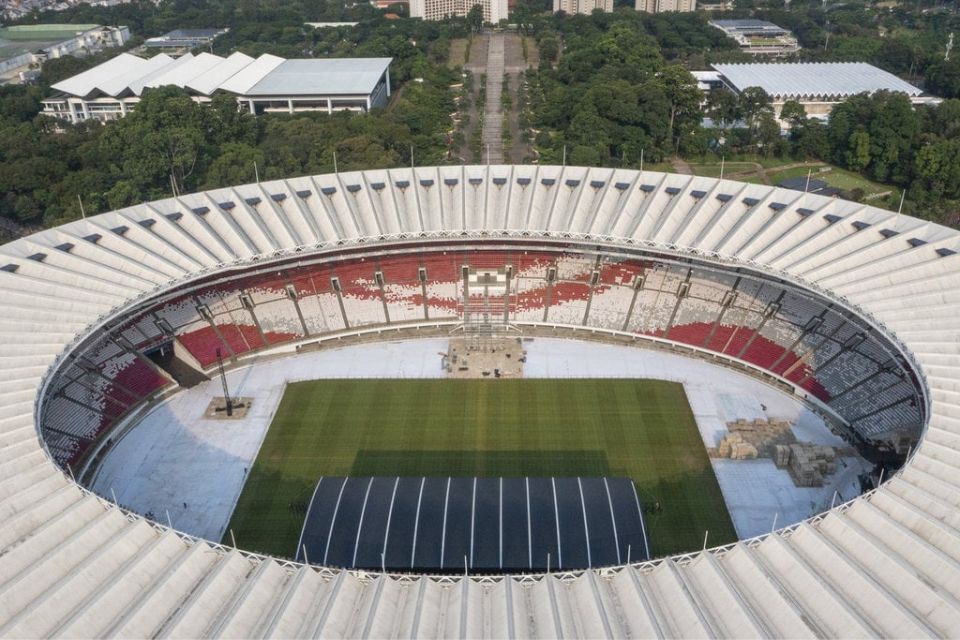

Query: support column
left=376, top=270, right=391, bottom=324
left=285, top=285, right=311, bottom=337
left=240, top=293, right=268, bottom=347
left=331, top=277, right=350, bottom=330
left=419, top=267, right=430, bottom=320
left=542, top=266, right=556, bottom=323
left=622, top=273, right=645, bottom=333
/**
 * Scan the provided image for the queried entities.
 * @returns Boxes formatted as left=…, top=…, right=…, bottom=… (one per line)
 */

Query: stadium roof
left=0, top=165, right=959, bottom=635
left=51, top=52, right=392, bottom=99
left=710, top=19, right=789, bottom=32
left=712, top=62, right=924, bottom=100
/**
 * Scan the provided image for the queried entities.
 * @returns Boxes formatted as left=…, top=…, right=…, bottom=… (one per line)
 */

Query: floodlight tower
left=216, top=348, right=233, bottom=417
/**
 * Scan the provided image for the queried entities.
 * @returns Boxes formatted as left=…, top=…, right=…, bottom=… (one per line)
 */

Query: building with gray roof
left=41, top=52, right=392, bottom=123
left=709, top=19, right=799, bottom=55
left=712, top=62, right=939, bottom=122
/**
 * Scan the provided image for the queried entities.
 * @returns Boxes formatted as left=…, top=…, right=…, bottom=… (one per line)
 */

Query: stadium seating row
left=41, top=247, right=922, bottom=468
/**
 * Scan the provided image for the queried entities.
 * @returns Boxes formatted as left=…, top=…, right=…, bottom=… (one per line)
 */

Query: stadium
left=0, top=164, right=957, bottom=637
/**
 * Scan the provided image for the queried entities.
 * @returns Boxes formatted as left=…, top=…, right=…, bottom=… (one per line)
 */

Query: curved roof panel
left=0, top=166, right=958, bottom=637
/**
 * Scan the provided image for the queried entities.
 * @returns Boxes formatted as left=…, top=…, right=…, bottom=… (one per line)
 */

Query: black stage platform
left=295, top=477, right=649, bottom=572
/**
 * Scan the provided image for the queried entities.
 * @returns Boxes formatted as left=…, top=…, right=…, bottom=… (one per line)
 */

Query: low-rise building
left=709, top=19, right=800, bottom=56
left=0, top=24, right=130, bottom=79
left=144, top=28, right=229, bottom=51
left=711, top=62, right=939, bottom=122
left=41, top=52, right=392, bottom=123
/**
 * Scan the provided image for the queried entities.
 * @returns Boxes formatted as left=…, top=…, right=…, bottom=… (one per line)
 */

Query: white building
left=712, top=62, right=940, bottom=122
left=41, top=52, right=392, bottom=124
left=0, top=24, right=130, bottom=77
left=143, top=28, right=229, bottom=51
left=636, top=0, right=696, bottom=13
left=409, top=0, right=507, bottom=24
left=709, top=19, right=800, bottom=56
left=553, top=0, right=612, bottom=13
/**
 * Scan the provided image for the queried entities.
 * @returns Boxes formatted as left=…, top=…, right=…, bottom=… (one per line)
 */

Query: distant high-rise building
left=635, top=0, right=696, bottom=12
left=409, top=0, right=507, bottom=23
left=553, top=0, right=613, bottom=14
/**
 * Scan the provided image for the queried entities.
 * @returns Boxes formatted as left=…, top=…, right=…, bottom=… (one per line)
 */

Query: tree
left=738, top=87, right=773, bottom=140
left=705, top=89, right=740, bottom=142
left=913, top=139, right=960, bottom=200
left=846, top=131, right=871, bottom=172
left=539, top=36, right=559, bottom=63
left=203, top=143, right=265, bottom=189
left=926, top=60, right=960, bottom=100
left=466, top=4, right=484, bottom=32
left=779, top=100, right=807, bottom=132
left=659, top=65, right=703, bottom=150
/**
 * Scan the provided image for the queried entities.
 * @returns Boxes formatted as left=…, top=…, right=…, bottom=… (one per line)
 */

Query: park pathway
left=481, top=32, right=505, bottom=164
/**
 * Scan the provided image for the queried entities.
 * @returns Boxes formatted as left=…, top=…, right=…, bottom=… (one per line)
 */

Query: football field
left=226, top=378, right=736, bottom=560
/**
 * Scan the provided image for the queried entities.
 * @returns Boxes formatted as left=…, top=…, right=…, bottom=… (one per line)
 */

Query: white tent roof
left=185, top=51, right=255, bottom=96
left=50, top=53, right=163, bottom=98
left=50, top=52, right=391, bottom=99
left=215, top=53, right=285, bottom=95
left=713, top=62, right=924, bottom=100
left=132, top=52, right=226, bottom=95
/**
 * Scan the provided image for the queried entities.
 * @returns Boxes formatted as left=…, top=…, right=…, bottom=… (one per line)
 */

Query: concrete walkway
left=481, top=32, right=505, bottom=164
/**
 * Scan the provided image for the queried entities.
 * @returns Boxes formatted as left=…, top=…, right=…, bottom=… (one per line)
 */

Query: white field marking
left=525, top=477, right=532, bottom=569
left=499, top=478, right=503, bottom=570
left=577, top=477, right=592, bottom=567
left=410, top=477, right=426, bottom=569
left=631, top=481, right=651, bottom=560
left=323, top=477, right=349, bottom=565
left=469, top=477, right=477, bottom=568
left=381, top=477, right=400, bottom=566
left=351, top=477, right=375, bottom=567
left=603, top=478, right=622, bottom=564
left=551, top=477, right=563, bottom=569
left=295, top=477, right=323, bottom=563
left=440, top=477, right=452, bottom=569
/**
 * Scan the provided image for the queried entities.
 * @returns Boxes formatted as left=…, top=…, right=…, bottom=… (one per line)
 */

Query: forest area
left=518, top=3, right=960, bottom=221
left=0, top=0, right=958, bottom=226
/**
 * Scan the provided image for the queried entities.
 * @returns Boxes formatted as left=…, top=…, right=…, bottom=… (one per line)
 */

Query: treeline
left=0, top=1, right=466, bottom=226
left=705, top=87, right=960, bottom=220
left=0, top=55, right=458, bottom=226
left=820, top=94, right=960, bottom=220
left=722, top=0, right=960, bottom=97
left=525, top=14, right=706, bottom=165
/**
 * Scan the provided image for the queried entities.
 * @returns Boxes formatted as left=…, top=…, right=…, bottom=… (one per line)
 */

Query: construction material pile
left=717, top=418, right=795, bottom=458
left=777, top=443, right=838, bottom=487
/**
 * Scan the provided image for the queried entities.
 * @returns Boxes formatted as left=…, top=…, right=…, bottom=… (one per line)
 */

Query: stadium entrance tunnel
left=40, top=240, right=925, bottom=515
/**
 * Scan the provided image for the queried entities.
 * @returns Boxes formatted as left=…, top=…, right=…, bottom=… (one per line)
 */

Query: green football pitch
left=226, top=378, right=736, bottom=559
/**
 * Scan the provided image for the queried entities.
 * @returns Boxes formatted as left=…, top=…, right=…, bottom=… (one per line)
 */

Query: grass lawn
left=768, top=165, right=897, bottom=199
left=448, top=37, right=469, bottom=68
left=687, top=161, right=759, bottom=178
left=226, top=378, right=736, bottom=561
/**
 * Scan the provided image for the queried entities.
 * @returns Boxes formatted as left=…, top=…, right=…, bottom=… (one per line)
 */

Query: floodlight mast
left=216, top=348, right=233, bottom=416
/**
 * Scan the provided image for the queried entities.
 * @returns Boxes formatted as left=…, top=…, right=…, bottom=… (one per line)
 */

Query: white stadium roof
left=51, top=52, right=392, bottom=99
left=1, top=165, right=960, bottom=637
left=712, top=62, right=925, bottom=100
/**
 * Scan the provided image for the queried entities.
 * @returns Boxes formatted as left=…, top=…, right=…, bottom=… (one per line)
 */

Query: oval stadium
left=0, top=164, right=958, bottom=638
